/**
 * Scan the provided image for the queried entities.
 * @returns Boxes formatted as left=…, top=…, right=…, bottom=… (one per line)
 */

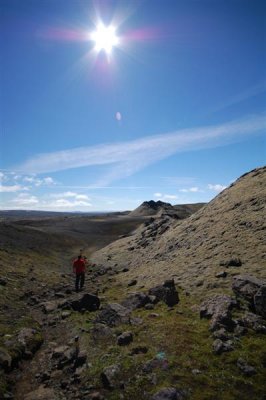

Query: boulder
left=117, top=331, right=133, bottom=346
left=232, top=275, right=265, bottom=304
left=17, top=327, right=43, bottom=354
left=122, top=292, right=150, bottom=310
left=128, top=279, right=137, bottom=287
left=200, top=294, right=237, bottom=332
left=101, top=364, right=121, bottom=389
left=70, top=293, right=100, bottom=312
left=148, top=280, right=179, bottom=307
left=95, top=303, right=131, bottom=327
left=254, top=286, right=266, bottom=318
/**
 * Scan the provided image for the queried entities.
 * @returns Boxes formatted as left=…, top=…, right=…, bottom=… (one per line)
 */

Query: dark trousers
left=75, top=272, right=85, bottom=291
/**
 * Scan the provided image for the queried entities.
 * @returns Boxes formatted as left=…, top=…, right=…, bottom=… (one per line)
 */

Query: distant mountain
left=92, top=166, right=266, bottom=294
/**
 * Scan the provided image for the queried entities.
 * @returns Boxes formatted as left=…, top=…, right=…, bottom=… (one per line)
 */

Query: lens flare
left=90, top=23, right=119, bottom=54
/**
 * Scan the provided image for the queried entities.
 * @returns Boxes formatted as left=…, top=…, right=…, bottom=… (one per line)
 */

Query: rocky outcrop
left=95, top=303, right=131, bottom=327
left=232, top=275, right=266, bottom=317
left=200, top=294, right=237, bottom=331
left=149, top=280, right=179, bottom=307
left=122, top=292, right=151, bottom=310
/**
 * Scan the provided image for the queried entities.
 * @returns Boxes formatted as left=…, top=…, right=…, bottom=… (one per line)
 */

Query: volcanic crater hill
left=129, top=200, right=204, bottom=218
left=92, top=166, right=266, bottom=294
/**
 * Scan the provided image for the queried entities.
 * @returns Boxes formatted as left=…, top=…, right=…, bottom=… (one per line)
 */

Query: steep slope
left=92, top=166, right=266, bottom=294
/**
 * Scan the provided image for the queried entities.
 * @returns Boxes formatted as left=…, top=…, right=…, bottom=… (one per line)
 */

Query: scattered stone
left=145, top=303, right=154, bottom=310
left=232, top=275, right=265, bottom=307
left=237, top=358, right=257, bottom=376
left=130, top=346, right=148, bottom=355
left=236, top=312, right=266, bottom=333
left=101, top=364, right=121, bottom=389
left=117, top=331, right=133, bottom=346
left=220, top=258, right=242, bottom=267
left=128, top=279, right=137, bottom=287
left=95, top=303, right=131, bottom=327
left=149, top=313, right=160, bottom=318
left=61, top=311, right=71, bottom=319
left=70, top=293, right=100, bottom=312
left=213, top=339, right=234, bottom=355
left=24, top=386, right=57, bottom=400
left=51, top=345, right=70, bottom=359
left=254, top=286, right=266, bottom=318
left=92, top=323, right=114, bottom=340
left=234, top=325, right=247, bottom=336
left=151, top=387, right=184, bottom=400
left=17, top=327, right=43, bottom=355
left=0, top=347, right=12, bottom=371
left=200, top=294, right=237, bottom=332
left=213, top=328, right=230, bottom=341
left=41, top=301, right=58, bottom=314
left=122, top=292, right=150, bottom=310
left=88, top=392, right=105, bottom=400
left=0, top=277, right=7, bottom=286
left=192, top=369, right=201, bottom=375
left=55, top=292, right=66, bottom=298
left=148, top=279, right=179, bottom=307
left=215, top=271, right=227, bottom=278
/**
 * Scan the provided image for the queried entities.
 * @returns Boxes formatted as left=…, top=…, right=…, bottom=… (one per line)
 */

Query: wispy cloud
left=207, top=81, right=266, bottom=114
left=179, top=187, right=200, bottom=193
left=0, top=185, right=29, bottom=193
left=14, top=114, right=266, bottom=186
left=208, top=183, right=227, bottom=192
left=154, top=193, right=179, bottom=201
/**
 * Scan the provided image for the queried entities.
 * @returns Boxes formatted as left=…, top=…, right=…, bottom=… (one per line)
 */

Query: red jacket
left=73, top=258, right=86, bottom=274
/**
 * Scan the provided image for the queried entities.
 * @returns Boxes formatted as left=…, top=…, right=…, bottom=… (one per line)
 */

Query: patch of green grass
left=67, top=286, right=266, bottom=400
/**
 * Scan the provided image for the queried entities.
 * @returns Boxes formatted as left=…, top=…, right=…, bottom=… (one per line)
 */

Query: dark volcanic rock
left=95, top=303, right=131, bottom=327
left=213, top=339, right=234, bottom=354
left=220, top=258, right=242, bottom=267
left=235, top=312, right=266, bottom=333
left=254, top=286, right=266, bottom=318
left=117, top=331, right=133, bottom=346
left=237, top=358, right=257, bottom=376
left=148, top=280, right=179, bottom=307
left=151, top=387, right=184, bottom=400
left=0, top=347, right=12, bottom=371
left=70, top=293, right=100, bottom=312
left=101, top=364, right=121, bottom=389
left=122, top=292, right=150, bottom=310
left=0, top=277, right=7, bottom=286
left=232, top=275, right=264, bottom=302
left=200, top=294, right=237, bottom=332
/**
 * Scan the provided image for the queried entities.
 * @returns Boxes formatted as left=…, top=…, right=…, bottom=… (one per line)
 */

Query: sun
left=90, top=23, right=119, bottom=54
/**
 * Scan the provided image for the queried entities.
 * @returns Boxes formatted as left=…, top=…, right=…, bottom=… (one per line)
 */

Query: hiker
left=73, top=255, right=86, bottom=292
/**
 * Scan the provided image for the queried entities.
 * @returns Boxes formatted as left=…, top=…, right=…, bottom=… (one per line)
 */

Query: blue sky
left=0, top=0, right=265, bottom=211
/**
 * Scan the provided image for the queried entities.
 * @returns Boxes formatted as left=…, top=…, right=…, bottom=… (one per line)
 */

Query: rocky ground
left=0, top=167, right=265, bottom=399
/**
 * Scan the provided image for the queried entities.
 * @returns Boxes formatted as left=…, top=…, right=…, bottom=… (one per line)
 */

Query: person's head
left=78, top=255, right=82, bottom=259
